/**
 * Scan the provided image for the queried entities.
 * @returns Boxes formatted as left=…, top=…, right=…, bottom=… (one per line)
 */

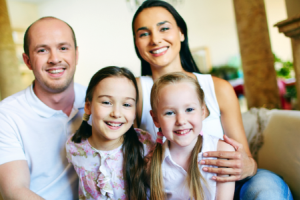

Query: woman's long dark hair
left=132, top=0, right=200, bottom=76
left=72, top=66, right=147, bottom=200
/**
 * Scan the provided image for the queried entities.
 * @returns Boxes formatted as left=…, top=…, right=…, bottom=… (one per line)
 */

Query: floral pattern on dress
left=66, top=128, right=155, bottom=200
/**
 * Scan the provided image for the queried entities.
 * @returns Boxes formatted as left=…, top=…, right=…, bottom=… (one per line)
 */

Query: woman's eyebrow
left=136, top=21, right=170, bottom=32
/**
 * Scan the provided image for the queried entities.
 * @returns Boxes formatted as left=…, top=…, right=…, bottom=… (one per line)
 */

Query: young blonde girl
left=66, top=66, right=154, bottom=200
left=149, top=72, right=235, bottom=200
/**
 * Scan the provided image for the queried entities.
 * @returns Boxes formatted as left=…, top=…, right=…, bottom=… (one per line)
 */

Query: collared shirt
left=162, top=134, right=219, bottom=200
left=66, top=128, right=155, bottom=200
left=0, top=83, right=86, bottom=199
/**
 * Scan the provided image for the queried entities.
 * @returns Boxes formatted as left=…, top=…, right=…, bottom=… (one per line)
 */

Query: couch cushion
left=258, top=110, right=300, bottom=199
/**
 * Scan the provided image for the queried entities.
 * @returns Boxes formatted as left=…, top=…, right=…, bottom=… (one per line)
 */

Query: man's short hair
left=23, top=17, right=77, bottom=56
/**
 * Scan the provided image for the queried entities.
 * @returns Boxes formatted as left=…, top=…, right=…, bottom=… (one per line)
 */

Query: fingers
left=212, top=174, right=242, bottom=182
left=201, top=159, right=242, bottom=169
left=223, top=135, right=242, bottom=151
left=203, top=151, right=241, bottom=159
left=202, top=166, right=242, bottom=176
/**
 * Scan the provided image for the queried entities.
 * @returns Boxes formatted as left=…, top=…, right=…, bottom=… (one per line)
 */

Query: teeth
left=107, top=122, right=122, bottom=127
left=152, top=47, right=168, bottom=54
left=175, top=130, right=190, bottom=134
left=48, top=69, right=64, bottom=74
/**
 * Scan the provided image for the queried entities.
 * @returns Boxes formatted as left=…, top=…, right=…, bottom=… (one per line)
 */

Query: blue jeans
left=234, top=169, right=293, bottom=200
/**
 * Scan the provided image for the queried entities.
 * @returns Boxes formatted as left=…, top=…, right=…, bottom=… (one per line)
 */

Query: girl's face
left=85, top=76, right=136, bottom=147
left=134, top=7, right=184, bottom=70
left=151, top=82, right=205, bottom=149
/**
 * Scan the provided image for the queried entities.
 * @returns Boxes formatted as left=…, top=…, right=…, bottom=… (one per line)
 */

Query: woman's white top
left=162, top=133, right=219, bottom=200
left=140, top=73, right=224, bottom=140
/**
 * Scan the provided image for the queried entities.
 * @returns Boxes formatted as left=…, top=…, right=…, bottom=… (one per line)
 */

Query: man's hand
left=201, top=135, right=257, bottom=182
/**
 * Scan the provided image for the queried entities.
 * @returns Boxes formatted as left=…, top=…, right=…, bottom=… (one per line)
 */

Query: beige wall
left=6, top=0, right=292, bottom=87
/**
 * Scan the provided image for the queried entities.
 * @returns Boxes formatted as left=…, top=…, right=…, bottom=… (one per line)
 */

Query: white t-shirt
left=162, top=133, right=219, bottom=200
left=139, top=73, right=224, bottom=140
left=0, top=83, right=86, bottom=199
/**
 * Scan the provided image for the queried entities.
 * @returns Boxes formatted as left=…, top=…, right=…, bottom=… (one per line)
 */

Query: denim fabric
left=234, top=169, right=293, bottom=200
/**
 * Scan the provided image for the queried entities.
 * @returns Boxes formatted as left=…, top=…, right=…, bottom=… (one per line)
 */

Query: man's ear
left=84, top=101, right=91, bottom=115
left=150, top=110, right=160, bottom=128
left=75, top=47, right=79, bottom=65
left=22, top=53, right=32, bottom=70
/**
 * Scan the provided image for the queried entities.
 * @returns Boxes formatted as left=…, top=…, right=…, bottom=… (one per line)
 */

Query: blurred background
left=0, top=0, right=298, bottom=111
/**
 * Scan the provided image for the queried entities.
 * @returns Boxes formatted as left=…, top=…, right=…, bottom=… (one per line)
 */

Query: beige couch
left=243, top=108, right=300, bottom=200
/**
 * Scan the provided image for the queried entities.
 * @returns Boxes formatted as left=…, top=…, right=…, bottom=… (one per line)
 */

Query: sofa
left=242, top=108, right=300, bottom=200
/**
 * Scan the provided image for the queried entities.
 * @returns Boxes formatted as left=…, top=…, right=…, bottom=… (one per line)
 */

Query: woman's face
left=134, top=7, right=185, bottom=70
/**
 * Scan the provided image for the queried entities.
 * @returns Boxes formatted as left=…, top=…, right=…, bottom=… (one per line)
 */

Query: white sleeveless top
left=162, top=133, right=219, bottom=200
left=139, top=73, right=224, bottom=140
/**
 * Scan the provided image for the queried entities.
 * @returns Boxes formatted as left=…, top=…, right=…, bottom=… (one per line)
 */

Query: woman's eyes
left=160, top=27, right=169, bottom=32
left=139, top=32, right=149, bottom=38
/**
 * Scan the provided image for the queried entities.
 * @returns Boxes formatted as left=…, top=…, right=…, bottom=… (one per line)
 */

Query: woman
left=132, top=1, right=293, bottom=199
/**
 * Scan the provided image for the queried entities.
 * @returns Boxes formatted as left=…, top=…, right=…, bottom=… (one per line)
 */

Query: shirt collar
left=25, top=83, right=85, bottom=118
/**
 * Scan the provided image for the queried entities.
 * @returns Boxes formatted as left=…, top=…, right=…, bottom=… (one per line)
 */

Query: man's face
left=23, top=18, right=78, bottom=94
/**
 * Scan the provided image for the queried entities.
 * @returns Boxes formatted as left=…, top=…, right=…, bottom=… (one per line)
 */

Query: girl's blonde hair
left=150, top=72, right=207, bottom=200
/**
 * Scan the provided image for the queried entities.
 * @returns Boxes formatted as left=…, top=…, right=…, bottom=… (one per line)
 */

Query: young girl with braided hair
left=66, top=66, right=154, bottom=200
left=148, top=72, right=235, bottom=200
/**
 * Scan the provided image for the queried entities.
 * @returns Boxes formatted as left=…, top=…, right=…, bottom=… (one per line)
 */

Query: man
left=0, top=17, right=86, bottom=199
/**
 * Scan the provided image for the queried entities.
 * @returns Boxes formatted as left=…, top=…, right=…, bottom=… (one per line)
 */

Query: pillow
left=258, top=110, right=300, bottom=199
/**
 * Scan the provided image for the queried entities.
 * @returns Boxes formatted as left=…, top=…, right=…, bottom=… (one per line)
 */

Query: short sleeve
left=0, top=112, right=26, bottom=165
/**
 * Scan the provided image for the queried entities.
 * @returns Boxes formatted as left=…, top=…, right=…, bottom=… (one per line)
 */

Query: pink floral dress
left=66, top=128, right=154, bottom=200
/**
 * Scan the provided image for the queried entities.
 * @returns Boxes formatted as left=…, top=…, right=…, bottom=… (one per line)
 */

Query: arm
left=0, top=161, right=44, bottom=200
left=0, top=113, right=44, bottom=200
left=202, top=77, right=257, bottom=182
left=215, top=140, right=235, bottom=200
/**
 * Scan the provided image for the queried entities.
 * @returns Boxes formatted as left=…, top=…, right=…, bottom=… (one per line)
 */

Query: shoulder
left=211, top=76, right=237, bottom=110
left=217, top=139, right=235, bottom=152
left=0, top=88, right=27, bottom=109
left=211, top=76, right=235, bottom=96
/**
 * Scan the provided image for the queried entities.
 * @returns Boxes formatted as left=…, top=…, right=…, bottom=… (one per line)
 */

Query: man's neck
left=33, top=81, right=75, bottom=116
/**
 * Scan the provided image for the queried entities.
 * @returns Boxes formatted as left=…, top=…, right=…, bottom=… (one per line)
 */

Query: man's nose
left=48, top=50, right=62, bottom=65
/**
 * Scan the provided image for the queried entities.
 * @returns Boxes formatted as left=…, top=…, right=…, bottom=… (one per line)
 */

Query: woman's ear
left=84, top=101, right=92, bottom=115
left=150, top=110, right=160, bottom=128
left=179, top=29, right=185, bottom=42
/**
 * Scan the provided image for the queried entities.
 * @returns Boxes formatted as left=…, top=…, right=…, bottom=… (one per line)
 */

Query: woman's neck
left=150, top=56, right=185, bottom=81
left=168, top=139, right=198, bottom=171
left=88, top=132, right=124, bottom=151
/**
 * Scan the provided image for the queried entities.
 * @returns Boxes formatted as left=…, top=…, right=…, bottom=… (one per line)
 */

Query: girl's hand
left=201, top=135, right=257, bottom=182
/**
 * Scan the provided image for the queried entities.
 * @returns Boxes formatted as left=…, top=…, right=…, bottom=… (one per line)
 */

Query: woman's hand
left=201, top=135, right=257, bottom=182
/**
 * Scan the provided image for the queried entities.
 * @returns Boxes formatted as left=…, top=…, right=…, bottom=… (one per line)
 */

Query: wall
left=6, top=0, right=292, bottom=86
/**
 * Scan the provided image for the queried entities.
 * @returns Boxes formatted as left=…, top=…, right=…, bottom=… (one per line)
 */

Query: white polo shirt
left=0, top=83, right=86, bottom=199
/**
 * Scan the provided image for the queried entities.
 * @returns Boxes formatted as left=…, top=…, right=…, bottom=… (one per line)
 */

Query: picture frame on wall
left=191, top=46, right=212, bottom=74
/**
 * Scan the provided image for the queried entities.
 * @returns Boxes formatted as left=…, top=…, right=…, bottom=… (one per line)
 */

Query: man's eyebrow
left=136, top=21, right=170, bottom=33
